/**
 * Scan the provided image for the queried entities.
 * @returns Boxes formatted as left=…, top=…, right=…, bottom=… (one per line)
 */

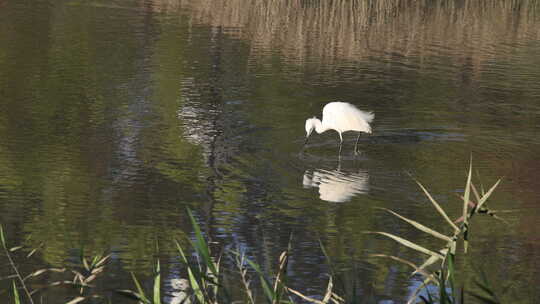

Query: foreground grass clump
left=369, top=161, right=505, bottom=303
left=1, top=225, right=110, bottom=304
left=118, top=209, right=344, bottom=304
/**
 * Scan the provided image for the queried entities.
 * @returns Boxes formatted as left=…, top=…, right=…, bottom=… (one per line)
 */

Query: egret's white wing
left=322, top=102, right=374, bottom=133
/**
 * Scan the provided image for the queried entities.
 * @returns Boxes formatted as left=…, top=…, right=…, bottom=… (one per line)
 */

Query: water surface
left=1, top=0, right=540, bottom=302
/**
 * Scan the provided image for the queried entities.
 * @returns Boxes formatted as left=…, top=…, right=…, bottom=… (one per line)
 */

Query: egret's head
left=303, top=117, right=318, bottom=149
left=305, top=117, right=317, bottom=138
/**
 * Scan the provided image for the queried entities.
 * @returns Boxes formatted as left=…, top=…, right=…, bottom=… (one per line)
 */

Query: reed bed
left=153, top=0, right=540, bottom=76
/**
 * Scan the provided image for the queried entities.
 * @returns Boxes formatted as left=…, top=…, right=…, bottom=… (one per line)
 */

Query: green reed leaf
left=130, top=273, right=149, bottom=304
left=153, top=260, right=160, bottom=304
left=378, top=208, right=452, bottom=242
left=12, top=281, right=21, bottom=304
left=175, top=240, right=204, bottom=304
left=366, top=231, right=444, bottom=259
left=1, top=225, right=6, bottom=249
left=187, top=208, right=218, bottom=276
left=415, top=181, right=460, bottom=233
left=242, top=254, right=275, bottom=303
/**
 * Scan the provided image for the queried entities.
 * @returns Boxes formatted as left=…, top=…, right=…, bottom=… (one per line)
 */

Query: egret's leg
left=354, top=133, right=361, bottom=154
left=338, top=132, right=343, bottom=155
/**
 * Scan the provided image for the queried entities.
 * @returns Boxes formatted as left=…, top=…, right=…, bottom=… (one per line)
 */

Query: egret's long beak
left=303, top=132, right=312, bottom=149
left=303, top=136, right=310, bottom=147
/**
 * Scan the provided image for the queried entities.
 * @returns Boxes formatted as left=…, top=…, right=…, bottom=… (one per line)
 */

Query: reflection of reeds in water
left=160, top=0, right=540, bottom=70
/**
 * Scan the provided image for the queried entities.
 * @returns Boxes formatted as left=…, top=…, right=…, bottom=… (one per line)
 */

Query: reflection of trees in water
left=0, top=0, right=198, bottom=271
left=1, top=0, right=539, bottom=300
left=167, top=25, right=333, bottom=292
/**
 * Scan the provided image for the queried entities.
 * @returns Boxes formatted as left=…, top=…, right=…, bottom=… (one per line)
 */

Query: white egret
left=304, top=102, right=374, bottom=154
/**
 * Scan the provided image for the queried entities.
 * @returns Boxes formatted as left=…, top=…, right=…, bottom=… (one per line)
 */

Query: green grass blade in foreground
left=463, top=160, right=473, bottom=253
left=377, top=208, right=452, bottom=242
left=447, top=253, right=456, bottom=300
left=175, top=240, right=205, bottom=304
left=130, top=272, right=150, bottom=304
left=242, top=254, right=275, bottom=303
left=211, top=255, right=222, bottom=300
left=439, top=267, right=449, bottom=304
left=153, top=260, right=161, bottom=304
left=415, top=180, right=460, bottom=233
left=185, top=209, right=231, bottom=303
left=1, top=225, right=6, bottom=248
left=187, top=208, right=218, bottom=276
left=365, top=231, right=444, bottom=259
left=12, top=281, right=21, bottom=304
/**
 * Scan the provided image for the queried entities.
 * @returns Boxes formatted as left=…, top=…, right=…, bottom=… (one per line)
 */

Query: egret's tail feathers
left=357, top=110, right=374, bottom=134
left=361, top=111, right=375, bottom=124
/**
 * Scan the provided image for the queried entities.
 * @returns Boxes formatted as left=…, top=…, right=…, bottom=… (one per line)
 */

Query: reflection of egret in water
left=303, top=168, right=369, bottom=203
left=170, top=278, right=191, bottom=304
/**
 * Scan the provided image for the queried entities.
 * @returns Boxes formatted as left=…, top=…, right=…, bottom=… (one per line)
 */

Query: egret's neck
left=313, top=119, right=330, bottom=134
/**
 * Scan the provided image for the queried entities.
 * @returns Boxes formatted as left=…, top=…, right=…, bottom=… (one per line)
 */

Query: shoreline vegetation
left=152, top=0, right=540, bottom=75
left=2, top=162, right=506, bottom=303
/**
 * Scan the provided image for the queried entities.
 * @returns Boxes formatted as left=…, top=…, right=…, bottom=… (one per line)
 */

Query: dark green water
left=1, top=0, right=540, bottom=302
